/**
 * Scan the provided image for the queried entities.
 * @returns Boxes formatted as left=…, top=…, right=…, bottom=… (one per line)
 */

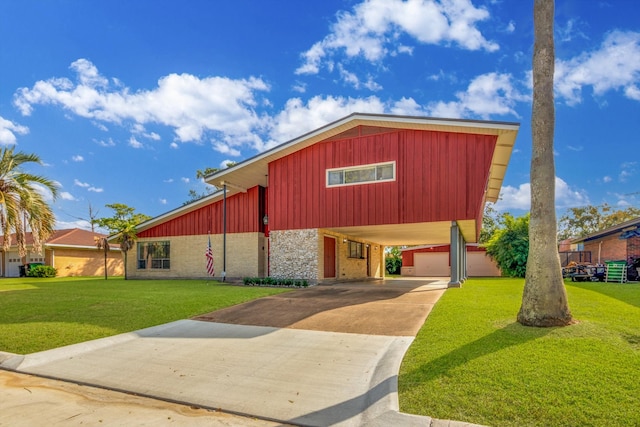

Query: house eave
left=205, top=113, right=519, bottom=203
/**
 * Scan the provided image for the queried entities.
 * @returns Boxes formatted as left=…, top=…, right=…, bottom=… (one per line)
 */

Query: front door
left=323, top=236, right=336, bottom=278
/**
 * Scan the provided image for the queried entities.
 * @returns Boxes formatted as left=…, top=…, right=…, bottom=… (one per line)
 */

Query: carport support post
left=222, top=183, right=227, bottom=282
left=449, top=221, right=462, bottom=288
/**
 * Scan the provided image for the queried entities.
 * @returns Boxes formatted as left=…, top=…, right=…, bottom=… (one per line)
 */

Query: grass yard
left=0, top=276, right=291, bottom=354
left=399, top=278, right=640, bottom=427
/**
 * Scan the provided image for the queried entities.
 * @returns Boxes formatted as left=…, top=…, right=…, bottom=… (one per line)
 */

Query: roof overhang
left=205, top=113, right=519, bottom=203
left=323, top=219, right=477, bottom=246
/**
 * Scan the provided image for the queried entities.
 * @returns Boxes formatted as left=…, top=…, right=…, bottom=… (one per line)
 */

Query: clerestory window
left=326, top=161, right=395, bottom=187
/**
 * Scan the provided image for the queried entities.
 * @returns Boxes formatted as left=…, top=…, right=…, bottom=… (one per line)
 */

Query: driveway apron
left=1, top=279, right=447, bottom=426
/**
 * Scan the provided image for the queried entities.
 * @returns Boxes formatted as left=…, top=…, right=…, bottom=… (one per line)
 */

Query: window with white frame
left=137, top=241, right=170, bottom=270
left=327, top=161, right=395, bottom=187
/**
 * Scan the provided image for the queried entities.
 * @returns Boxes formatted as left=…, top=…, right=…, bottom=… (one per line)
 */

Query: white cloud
left=33, top=183, right=56, bottom=202
left=265, top=95, right=386, bottom=148
left=494, top=177, right=590, bottom=211
left=14, top=58, right=271, bottom=146
left=88, top=186, right=103, bottom=193
left=72, top=155, right=84, bottom=162
left=94, top=137, right=116, bottom=147
left=566, top=145, right=583, bottom=152
left=555, top=31, right=640, bottom=104
left=181, top=177, right=190, bottom=183
left=292, top=82, right=307, bottom=93
left=129, top=136, right=143, bottom=149
left=295, top=0, right=498, bottom=76
left=60, top=191, right=76, bottom=201
left=170, top=142, right=179, bottom=149
left=55, top=219, right=93, bottom=230
left=213, top=142, right=241, bottom=157
left=619, top=161, right=637, bottom=183
left=427, top=72, right=527, bottom=119
left=159, top=198, right=167, bottom=205
left=603, top=175, right=612, bottom=183
left=0, top=116, right=28, bottom=145
left=163, top=178, right=174, bottom=183
left=74, top=179, right=90, bottom=188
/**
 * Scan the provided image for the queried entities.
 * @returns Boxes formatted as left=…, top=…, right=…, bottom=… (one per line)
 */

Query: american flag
left=205, top=236, right=215, bottom=277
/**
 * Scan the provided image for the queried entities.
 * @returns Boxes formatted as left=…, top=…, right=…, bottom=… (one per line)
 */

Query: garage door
left=467, top=252, right=501, bottom=277
left=414, top=252, right=450, bottom=277
left=5, top=252, right=22, bottom=277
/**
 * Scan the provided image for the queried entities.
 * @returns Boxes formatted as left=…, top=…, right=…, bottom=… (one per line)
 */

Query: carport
left=133, top=113, right=519, bottom=285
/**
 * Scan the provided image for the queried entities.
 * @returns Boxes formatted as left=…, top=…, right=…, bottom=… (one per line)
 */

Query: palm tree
left=518, top=0, right=572, bottom=327
left=118, top=223, right=136, bottom=280
left=95, top=236, right=110, bottom=280
left=0, top=147, right=57, bottom=258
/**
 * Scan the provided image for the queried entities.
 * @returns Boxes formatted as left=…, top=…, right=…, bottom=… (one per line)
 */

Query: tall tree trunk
left=518, top=0, right=573, bottom=327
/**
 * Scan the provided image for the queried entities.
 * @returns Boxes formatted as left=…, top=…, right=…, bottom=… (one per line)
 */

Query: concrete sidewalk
left=3, top=320, right=413, bottom=426
left=0, top=279, right=480, bottom=426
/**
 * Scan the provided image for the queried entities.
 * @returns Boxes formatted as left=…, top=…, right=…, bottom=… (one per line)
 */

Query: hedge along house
left=131, top=113, right=519, bottom=286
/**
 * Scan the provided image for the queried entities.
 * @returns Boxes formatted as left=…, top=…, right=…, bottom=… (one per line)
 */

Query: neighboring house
left=571, top=217, right=640, bottom=265
left=401, top=244, right=501, bottom=277
left=0, top=228, right=123, bottom=277
left=130, top=113, right=519, bottom=286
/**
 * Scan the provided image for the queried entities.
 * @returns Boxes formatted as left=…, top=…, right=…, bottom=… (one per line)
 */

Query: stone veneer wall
left=269, top=229, right=319, bottom=280
left=128, top=233, right=263, bottom=279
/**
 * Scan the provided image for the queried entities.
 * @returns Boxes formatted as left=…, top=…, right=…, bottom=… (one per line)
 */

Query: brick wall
left=584, top=234, right=628, bottom=263
left=129, top=233, right=263, bottom=279
left=319, top=230, right=383, bottom=281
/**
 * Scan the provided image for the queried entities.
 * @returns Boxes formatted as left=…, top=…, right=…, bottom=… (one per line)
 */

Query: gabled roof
left=0, top=228, right=116, bottom=250
left=205, top=112, right=520, bottom=203
left=571, top=217, right=640, bottom=243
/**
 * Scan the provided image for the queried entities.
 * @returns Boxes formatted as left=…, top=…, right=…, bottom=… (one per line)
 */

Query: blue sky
left=0, top=0, right=638, bottom=230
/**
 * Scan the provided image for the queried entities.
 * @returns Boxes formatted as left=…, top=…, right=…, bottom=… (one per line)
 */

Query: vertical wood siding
left=138, top=186, right=265, bottom=238
left=268, top=128, right=496, bottom=231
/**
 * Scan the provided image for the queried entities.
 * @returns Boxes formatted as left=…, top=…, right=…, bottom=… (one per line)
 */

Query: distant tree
left=558, top=204, right=640, bottom=240
left=518, top=0, right=572, bottom=327
left=95, top=203, right=151, bottom=280
left=0, top=147, right=57, bottom=257
left=385, top=246, right=403, bottom=275
left=64, top=203, right=100, bottom=232
left=479, top=203, right=506, bottom=244
left=94, top=236, right=110, bottom=280
left=485, top=213, right=530, bottom=278
left=184, top=162, right=238, bottom=205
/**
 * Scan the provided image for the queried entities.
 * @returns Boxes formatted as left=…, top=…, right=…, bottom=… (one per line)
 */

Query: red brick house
left=571, top=217, right=640, bottom=265
left=131, top=113, right=519, bottom=286
left=0, top=228, right=123, bottom=277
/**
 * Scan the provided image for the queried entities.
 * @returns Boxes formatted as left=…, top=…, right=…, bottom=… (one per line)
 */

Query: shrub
left=27, top=265, right=57, bottom=278
left=242, top=277, right=310, bottom=287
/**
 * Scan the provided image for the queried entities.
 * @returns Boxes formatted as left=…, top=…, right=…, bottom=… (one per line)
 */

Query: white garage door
left=467, top=252, right=501, bottom=277
left=5, top=252, right=23, bottom=277
left=414, top=252, right=450, bottom=277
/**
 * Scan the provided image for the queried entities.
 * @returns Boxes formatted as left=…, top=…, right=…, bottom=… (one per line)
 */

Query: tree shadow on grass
left=567, top=280, right=640, bottom=310
left=400, top=322, right=553, bottom=389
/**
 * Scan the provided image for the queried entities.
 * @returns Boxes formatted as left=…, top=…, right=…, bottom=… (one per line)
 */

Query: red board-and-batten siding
left=268, top=129, right=497, bottom=232
left=138, top=186, right=265, bottom=238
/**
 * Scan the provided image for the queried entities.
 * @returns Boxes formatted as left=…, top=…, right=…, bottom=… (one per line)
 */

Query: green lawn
left=399, top=278, right=640, bottom=427
left=0, top=276, right=291, bottom=354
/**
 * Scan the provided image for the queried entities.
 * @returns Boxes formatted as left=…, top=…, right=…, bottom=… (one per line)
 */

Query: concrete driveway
left=1, top=279, right=449, bottom=426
